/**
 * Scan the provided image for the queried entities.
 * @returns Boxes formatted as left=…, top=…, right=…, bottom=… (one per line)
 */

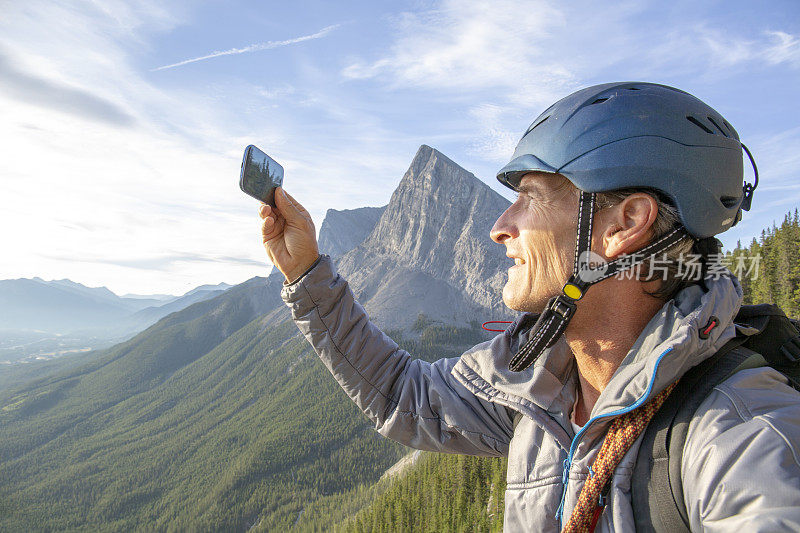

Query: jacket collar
left=453, top=273, right=744, bottom=428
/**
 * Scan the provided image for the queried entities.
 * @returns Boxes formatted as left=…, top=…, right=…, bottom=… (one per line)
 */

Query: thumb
left=274, top=187, right=311, bottom=223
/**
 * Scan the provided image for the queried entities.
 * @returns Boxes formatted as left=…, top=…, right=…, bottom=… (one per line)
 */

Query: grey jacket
left=280, top=254, right=800, bottom=532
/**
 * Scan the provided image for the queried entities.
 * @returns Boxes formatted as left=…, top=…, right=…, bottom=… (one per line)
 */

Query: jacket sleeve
left=682, top=367, right=800, bottom=532
left=280, top=254, right=514, bottom=457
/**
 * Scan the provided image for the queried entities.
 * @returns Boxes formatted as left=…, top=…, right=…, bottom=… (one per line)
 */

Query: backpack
left=631, top=303, right=800, bottom=533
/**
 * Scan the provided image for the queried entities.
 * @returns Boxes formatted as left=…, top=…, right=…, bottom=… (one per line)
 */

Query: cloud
left=43, top=252, right=267, bottom=270
left=0, top=2, right=405, bottom=295
left=341, top=0, right=573, bottom=100
left=337, top=0, right=652, bottom=150
left=701, top=28, right=800, bottom=69
left=152, top=24, right=342, bottom=71
left=342, top=1, right=800, bottom=101
left=466, top=104, right=520, bottom=163
left=256, top=85, right=296, bottom=99
left=0, top=52, right=135, bottom=127
left=641, top=26, right=800, bottom=78
left=763, top=31, right=800, bottom=67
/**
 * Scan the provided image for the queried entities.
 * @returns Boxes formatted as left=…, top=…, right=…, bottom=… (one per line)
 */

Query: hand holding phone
left=241, top=145, right=318, bottom=282
left=259, top=188, right=320, bottom=283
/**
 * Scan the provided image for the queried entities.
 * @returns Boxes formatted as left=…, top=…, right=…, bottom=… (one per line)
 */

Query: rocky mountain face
left=318, top=206, right=386, bottom=260
left=336, top=145, right=515, bottom=329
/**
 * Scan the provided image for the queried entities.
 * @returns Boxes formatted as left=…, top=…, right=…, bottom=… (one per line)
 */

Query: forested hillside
left=0, top=302, right=492, bottom=531
left=730, top=209, right=800, bottom=318
left=300, top=453, right=508, bottom=533
left=0, top=311, right=402, bottom=531
left=340, top=454, right=507, bottom=533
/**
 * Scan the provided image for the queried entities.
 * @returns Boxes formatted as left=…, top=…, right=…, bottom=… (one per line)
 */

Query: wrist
left=285, top=254, right=322, bottom=285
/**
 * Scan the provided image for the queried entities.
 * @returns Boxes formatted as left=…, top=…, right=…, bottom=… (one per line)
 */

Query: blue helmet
left=497, top=81, right=757, bottom=238
left=498, top=82, right=760, bottom=372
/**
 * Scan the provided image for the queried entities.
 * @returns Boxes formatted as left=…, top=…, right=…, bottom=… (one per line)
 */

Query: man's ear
left=601, top=193, right=658, bottom=259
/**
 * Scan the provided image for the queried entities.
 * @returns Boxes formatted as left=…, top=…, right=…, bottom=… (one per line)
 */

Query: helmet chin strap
left=509, top=191, right=691, bottom=372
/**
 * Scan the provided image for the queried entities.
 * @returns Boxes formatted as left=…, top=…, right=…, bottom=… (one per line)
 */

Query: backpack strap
left=735, top=304, right=800, bottom=390
left=631, top=343, right=765, bottom=533
left=633, top=304, right=800, bottom=532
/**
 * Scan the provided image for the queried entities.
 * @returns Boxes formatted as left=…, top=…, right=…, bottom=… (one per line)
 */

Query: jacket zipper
left=554, top=347, right=674, bottom=527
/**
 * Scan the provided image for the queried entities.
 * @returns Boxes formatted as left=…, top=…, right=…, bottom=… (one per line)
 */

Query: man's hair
left=593, top=188, right=696, bottom=300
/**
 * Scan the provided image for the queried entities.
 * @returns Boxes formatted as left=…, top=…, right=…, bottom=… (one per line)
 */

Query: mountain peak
left=363, top=145, right=509, bottom=265
left=396, top=144, right=467, bottom=193
left=337, top=145, right=513, bottom=325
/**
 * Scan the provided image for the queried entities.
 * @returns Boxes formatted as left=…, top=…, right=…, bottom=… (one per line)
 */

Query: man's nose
left=490, top=209, right=517, bottom=244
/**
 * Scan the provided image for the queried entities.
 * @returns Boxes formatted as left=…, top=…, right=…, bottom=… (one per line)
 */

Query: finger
left=259, top=203, right=272, bottom=219
left=261, top=216, right=277, bottom=241
left=261, top=214, right=272, bottom=230
left=261, top=212, right=285, bottom=240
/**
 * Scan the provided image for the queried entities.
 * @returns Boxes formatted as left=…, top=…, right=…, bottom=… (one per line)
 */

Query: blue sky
left=1, top=0, right=798, bottom=295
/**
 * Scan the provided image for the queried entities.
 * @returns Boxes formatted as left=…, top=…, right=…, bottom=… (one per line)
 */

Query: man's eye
left=515, top=191, right=534, bottom=202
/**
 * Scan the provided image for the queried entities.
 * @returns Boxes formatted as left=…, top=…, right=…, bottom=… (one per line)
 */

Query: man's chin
left=501, top=288, right=548, bottom=314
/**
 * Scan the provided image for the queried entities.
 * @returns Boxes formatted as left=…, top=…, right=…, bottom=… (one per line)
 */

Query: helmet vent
left=707, top=116, right=729, bottom=137
left=591, top=97, right=609, bottom=105
left=524, top=115, right=549, bottom=136
left=686, top=115, right=714, bottom=134
left=720, top=195, right=739, bottom=208
left=626, top=87, right=641, bottom=90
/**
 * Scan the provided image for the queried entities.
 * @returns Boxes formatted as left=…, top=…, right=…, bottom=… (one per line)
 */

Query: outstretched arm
left=258, top=188, right=513, bottom=456
left=280, top=254, right=514, bottom=456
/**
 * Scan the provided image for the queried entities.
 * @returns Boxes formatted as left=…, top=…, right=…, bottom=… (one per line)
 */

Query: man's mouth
left=508, top=256, right=526, bottom=268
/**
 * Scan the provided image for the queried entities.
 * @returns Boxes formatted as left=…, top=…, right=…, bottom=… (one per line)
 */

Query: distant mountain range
left=0, top=145, right=518, bottom=531
left=0, top=277, right=233, bottom=333
left=0, top=278, right=232, bottom=364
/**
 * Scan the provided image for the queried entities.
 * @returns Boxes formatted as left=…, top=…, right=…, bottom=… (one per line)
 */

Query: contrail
left=152, top=24, right=340, bottom=71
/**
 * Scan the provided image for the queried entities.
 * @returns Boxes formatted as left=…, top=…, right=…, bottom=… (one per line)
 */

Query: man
left=259, top=82, right=800, bottom=532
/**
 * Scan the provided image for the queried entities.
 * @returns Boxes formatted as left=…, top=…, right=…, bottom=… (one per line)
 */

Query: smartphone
left=239, top=145, right=284, bottom=207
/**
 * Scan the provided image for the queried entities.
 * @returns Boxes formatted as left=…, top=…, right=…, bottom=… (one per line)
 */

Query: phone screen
left=239, top=145, right=284, bottom=206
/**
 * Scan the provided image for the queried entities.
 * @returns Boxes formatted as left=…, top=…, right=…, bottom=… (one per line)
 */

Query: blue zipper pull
left=555, top=458, right=571, bottom=521
left=555, top=497, right=565, bottom=521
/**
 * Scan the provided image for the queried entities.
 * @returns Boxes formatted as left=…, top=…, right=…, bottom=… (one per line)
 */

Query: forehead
left=516, top=172, right=572, bottom=194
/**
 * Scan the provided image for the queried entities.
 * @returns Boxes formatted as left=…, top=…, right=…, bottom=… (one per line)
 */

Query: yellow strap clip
left=562, top=282, right=583, bottom=301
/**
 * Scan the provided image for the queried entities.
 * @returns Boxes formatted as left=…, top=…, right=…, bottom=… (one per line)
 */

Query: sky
left=1, top=0, right=799, bottom=296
